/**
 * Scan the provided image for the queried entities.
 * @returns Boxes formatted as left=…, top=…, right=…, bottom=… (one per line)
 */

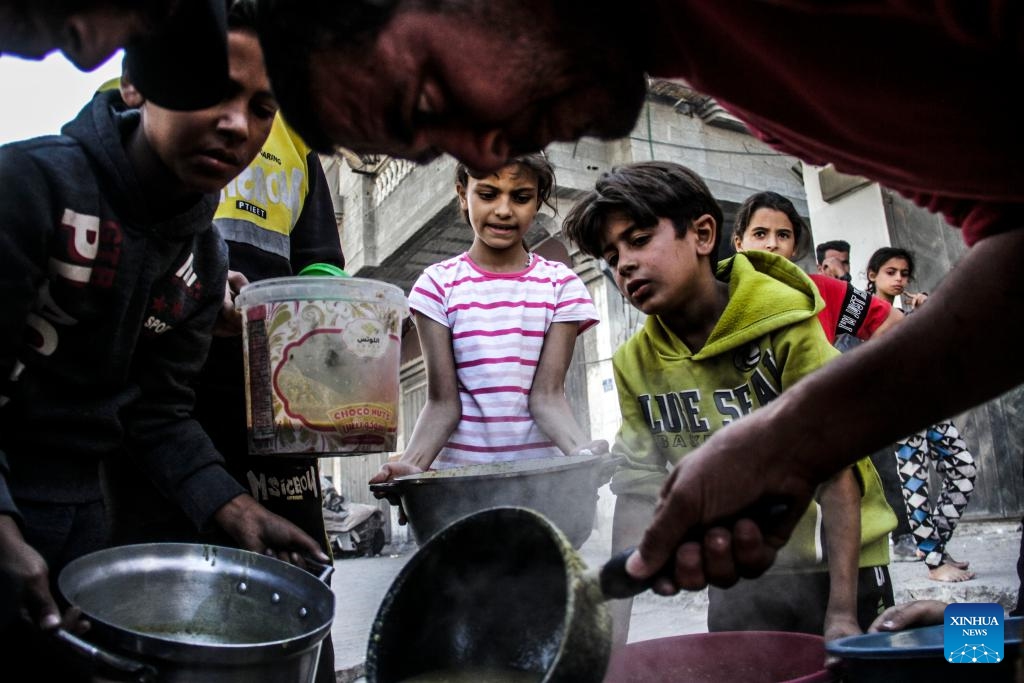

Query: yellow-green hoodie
left=611, top=250, right=894, bottom=570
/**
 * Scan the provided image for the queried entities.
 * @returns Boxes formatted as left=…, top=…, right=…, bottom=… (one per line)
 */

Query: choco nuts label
left=244, top=298, right=401, bottom=455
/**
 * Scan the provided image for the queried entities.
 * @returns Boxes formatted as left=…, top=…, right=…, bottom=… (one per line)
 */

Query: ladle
left=366, top=501, right=793, bottom=682
left=365, top=507, right=678, bottom=683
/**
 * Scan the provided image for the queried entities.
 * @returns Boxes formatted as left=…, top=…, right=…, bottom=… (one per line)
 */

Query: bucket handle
left=303, top=558, right=335, bottom=583
left=596, top=454, right=625, bottom=483
left=54, top=627, right=158, bottom=682
left=368, top=481, right=402, bottom=507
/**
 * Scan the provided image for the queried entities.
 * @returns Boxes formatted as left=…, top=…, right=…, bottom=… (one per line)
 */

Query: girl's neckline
left=465, top=251, right=535, bottom=276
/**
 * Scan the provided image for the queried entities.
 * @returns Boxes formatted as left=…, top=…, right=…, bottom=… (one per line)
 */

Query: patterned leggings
left=895, top=420, right=976, bottom=569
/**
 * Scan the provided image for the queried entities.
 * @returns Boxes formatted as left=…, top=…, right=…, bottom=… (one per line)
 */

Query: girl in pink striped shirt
left=372, top=154, right=604, bottom=482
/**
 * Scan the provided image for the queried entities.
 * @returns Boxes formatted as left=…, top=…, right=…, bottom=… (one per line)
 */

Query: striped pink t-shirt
left=409, top=252, right=599, bottom=468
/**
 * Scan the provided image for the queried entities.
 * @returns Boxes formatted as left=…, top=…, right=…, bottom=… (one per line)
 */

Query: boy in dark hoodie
left=563, top=161, right=895, bottom=647
left=0, top=0, right=328, bottom=660
left=101, top=111, right=346, bottom=683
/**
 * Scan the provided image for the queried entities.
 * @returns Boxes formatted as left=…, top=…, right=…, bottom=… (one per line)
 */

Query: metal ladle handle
left=303, top=557, right=335, bottom=583
left=598, top=547, right=671, bottom=600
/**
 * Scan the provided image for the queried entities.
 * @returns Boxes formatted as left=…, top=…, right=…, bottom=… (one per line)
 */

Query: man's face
left=135, top=31, right=277, bottom=196
left=303, top=8, right=647, bottom=172
left=818, top=249, right=851, bottom=280
left=0, top=3, right=149, bottom=70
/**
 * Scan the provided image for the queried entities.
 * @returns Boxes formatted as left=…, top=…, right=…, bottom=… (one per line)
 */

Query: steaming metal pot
left=57, top=543, right=335, bottom=682
left=369, top=453, right=618, bottom=548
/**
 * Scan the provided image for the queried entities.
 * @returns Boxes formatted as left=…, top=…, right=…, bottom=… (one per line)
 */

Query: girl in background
left=867, top=247, right=977, bottom=582
left=731, top=191, right=917, bottom=568
left=372, top=154, right=604, bottom=485
left=731, top=191, right=901, bottom=344
left=731, top=191, right=904, bottom=639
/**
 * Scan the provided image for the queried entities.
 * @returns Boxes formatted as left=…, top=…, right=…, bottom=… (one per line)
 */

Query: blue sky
left=0, top=51, right=123, bottom=145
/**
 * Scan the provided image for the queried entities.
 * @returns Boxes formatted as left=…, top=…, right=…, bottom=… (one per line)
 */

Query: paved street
left=327, top=518, right=1021, bottom=682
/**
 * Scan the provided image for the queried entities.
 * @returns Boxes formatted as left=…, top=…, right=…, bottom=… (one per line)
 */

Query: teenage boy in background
left=0, top=1, right=326, bottom=673
left=563, top=161, right=895, bottom=646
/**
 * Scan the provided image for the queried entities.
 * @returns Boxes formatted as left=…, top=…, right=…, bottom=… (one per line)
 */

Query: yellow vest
left=216, top=116, right=311, bottom=237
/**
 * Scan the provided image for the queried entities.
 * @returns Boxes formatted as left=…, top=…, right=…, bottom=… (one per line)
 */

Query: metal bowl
left=827, top=615, right=1022, bottom=682
left=370, top=453, right=617, bottom=548
left=365, top=506, right=612, bottom=683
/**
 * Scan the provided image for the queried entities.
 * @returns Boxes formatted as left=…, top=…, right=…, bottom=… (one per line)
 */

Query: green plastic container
left=298, top=262, right=349, bottom=278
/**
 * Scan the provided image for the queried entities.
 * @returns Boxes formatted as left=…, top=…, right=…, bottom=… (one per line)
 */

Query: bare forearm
left=403, top=314, right=462, bottom=470
left=400, top=399, right=461, bottom=470
left=771, top=228, right=1024, bottom=484
left=530, top=322, right=590, bottom=455
left=529, top=392, right=588, bottom=455
left=819, top=470, right=861, bottom=616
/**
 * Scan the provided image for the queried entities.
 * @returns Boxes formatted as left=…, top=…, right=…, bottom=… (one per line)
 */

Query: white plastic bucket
left=236, top=276, right=409, bottom=456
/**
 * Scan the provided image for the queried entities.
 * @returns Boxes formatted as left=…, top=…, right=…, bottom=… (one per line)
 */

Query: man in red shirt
left=255, top=0, right=1024, bottom=591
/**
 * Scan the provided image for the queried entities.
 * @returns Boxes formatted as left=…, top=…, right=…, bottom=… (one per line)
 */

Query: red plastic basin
left=603, top=631, right=837, bottom=683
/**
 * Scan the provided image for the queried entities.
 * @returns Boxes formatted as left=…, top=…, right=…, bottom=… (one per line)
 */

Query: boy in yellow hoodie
left=563, top=161, right=895, bottom=646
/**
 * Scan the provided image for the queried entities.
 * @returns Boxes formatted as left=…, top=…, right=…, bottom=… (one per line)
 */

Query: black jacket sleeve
left=0, top=145, right=54, bottom=523
left=289, top=151, right=344, bottom=272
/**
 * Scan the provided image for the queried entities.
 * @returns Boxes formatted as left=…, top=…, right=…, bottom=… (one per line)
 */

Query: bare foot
left=943, top=554, right=970, bottom=570
left=916, top=549, right=971, bottom=570
left=928, top=563, right=975, bottom=582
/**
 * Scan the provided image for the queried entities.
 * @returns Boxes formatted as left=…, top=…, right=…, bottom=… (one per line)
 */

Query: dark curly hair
left=562, top=161, right=723, bottom=274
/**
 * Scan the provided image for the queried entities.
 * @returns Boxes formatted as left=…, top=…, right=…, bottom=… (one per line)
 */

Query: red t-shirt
left=651, top=1, right=1024, bottom=245
left=809, top=274, right=891, bottom=344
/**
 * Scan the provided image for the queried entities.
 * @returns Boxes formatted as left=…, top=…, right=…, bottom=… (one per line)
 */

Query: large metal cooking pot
left=369, top=453, right=617, bottom=548
left=602, top=632, right=836, bottom=682
left=57, top=543, right=335, bottom=683
left=365, top=506, right=670, bottom=683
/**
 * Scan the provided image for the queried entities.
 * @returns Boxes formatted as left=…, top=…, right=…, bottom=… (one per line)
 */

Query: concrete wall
left=802, top=164, right=890, bottom=289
